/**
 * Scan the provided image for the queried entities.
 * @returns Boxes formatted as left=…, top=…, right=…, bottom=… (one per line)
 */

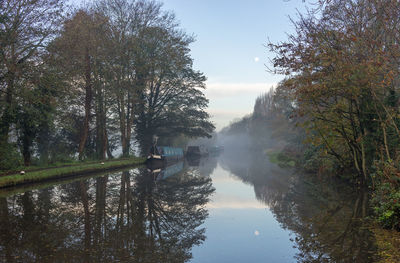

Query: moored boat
left=146, top=145, right=184, bottom=167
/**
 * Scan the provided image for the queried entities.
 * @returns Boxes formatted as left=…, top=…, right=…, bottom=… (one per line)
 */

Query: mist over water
left=209, top=128, right=379, bottom=262
left=0, top=129, right=380, bottom=262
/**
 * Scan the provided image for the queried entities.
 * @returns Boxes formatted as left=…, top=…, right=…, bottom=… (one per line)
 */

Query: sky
left=71, top=0, right=310, bottom=130
left=159, top=0, right=309, bottom=130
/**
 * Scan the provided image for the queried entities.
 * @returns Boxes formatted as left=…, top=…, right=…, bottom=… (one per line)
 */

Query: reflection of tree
left=222, top=150, right=378, bottom=263
left=220, top=149, right=292, bottom=206
left=0, top=167, right=214, bottom=262
left=270, top=176, right=378, bottom=263
left=187, top=155, right=218, bottom=177
left=0, top=197, right=12, bottom=262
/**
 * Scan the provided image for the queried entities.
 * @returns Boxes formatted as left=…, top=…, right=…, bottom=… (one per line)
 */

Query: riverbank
left=0, top=157, right=145, bottom=188
left=372, top=225, right=400, bottom=263
left=267, top=148, right=400, bottom=261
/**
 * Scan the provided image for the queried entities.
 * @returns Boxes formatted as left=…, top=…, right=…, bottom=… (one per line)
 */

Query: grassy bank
left=0, top=157, right=145, bottom=188
left=0, top=165, right=138, bottom=198
left=266, top=150, right=296, bottom=168
left=371, top=225, right=400, bottom=263
left=0, top=158, right=136, bottom=175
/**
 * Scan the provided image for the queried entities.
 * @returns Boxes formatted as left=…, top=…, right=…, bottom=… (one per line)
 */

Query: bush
left=300, top=145, right=327, bottom=173
left=372, top=182, right=400, bottom=231
left=266, top=151, right=296, bottom=168
left=0, top=142, right=22, bottom=172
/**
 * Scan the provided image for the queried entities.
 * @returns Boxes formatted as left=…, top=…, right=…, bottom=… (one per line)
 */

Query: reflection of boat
left=209, top=145, right=224, bottom=156
left=147, top=161, right=184, bottom=181
left=186, top=146, right=209, bottom=158
left=186, top=157, right=201, bottom=166
left=146, top=145, right=184, bottom=166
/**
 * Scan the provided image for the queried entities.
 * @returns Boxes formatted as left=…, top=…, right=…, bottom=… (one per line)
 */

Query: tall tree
left=0, top=0, right=64, bottom=167
left=96, top=0, right=183, bottom=157
left=135, top=26, right=214, bottom=153
left=51, top=10, right=110, bottom=160
left=0, top=0, right=63, bottom=140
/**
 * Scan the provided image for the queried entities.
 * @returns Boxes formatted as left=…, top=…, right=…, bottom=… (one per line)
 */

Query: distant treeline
left=220, top=86, right=303, bottom=158
left=0, top=0, right=214, bottom=170
left=223, top=0, right=400, bottom=230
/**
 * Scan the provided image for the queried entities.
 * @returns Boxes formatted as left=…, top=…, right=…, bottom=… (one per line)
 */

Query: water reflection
left=0, top=152, right=382, bottom=262
left=147, top=161, right=184, bottom=181
left=220, top=150, right=379, bottom=263
left=187, top=156, right=218, bottom=178
left=270, top=176, right=377, bottom=263
left=0, top=165, right=214, bottom=263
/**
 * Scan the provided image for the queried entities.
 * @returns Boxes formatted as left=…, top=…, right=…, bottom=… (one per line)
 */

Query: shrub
left=372, top=182, right=400, bottom=231
left=0, top=142, right=22, bottom=172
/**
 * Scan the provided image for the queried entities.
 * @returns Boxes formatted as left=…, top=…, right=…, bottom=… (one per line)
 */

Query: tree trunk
left=22, top=145, right=31, bottom=166
left=140, top=132, right=154, bottom=156
left=102, top=127, right=107, bottom=160
left=21, top=122, right=33, bottom=166
left=105, top=128, right=113, bottom=159
left=0, top=74, right=14, bottom=143
left=78, top=48, right=92, bottom=160
left=37, top=121, right=50, bottom=165
left=361, top=128, right=368, bottom=182
left=124, top=102, right=134, bottom=157
left=118, top=98, right=129, bottom=157
left=382, top=124, right=391, bottom=161
left=95, top=89, right=107, bottom=160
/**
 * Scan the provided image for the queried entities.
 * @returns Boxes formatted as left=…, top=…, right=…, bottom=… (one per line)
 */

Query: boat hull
left=146, top=146, right=184, bottom=169
left=145, top=154, right=183, bottom=169
left=145, top=157, right=167, bottom=169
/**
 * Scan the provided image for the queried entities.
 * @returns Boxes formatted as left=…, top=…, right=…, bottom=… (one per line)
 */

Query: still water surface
left=0, top=151, right=379, bottom=262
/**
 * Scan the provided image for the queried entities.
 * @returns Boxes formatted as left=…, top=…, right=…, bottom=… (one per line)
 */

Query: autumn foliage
left=269, top=0, right=400, bottom=229
left=270, top=0, right=400, bottom=182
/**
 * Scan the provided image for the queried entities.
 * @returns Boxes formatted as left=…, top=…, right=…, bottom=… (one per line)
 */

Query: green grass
left=266, top=151, right=296, bottom=168
left=371, top=224, right=400, bottom=263
left=0, top=157, right=145, bottom=188
left=0, top=165, right=140, bottom=198
left=0, top=157, right=137, bottom=175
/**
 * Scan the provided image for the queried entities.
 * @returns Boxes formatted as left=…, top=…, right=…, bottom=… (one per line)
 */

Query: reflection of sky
left=191, top=164, right=297, bottom=263
left=206, top=165, right=266, bottom=209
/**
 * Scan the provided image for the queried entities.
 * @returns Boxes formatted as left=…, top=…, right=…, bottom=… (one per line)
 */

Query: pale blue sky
left=162, top=0, right=306, bottom=83
left=71, top=0, right=310, bottom=130
left=161, top=0, right=309, bottom=130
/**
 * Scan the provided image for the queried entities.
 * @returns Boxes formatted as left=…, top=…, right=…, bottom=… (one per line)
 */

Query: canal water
left=0, top=150, right=379, bottom=262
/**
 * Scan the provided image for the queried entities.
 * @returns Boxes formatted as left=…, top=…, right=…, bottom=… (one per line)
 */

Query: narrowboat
left=146, top=145, right=184, bottom=167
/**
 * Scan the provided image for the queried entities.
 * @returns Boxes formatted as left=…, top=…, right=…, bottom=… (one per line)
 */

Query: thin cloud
left=207, top=109, right=251, bottom=130
left=205, top=82, right=276, bottom=98
left=207, top=109, right=250, bottom=117
left=204, top=82, right=277, bottom=130
left=206, top=200, right=267, bottom=209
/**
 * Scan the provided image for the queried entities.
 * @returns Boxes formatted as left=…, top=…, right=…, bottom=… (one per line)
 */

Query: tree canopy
left=0, top=0, right=214, bottom=169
